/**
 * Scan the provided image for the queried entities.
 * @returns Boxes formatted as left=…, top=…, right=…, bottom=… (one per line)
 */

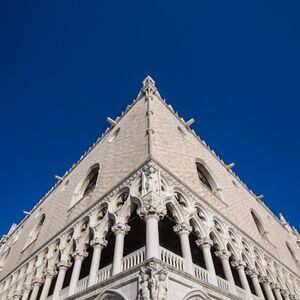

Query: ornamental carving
left=139, top=262, right=168, bottom=300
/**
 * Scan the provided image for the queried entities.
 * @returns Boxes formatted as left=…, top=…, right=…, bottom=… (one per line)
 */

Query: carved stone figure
left=139, top=262, right=168, bottom=300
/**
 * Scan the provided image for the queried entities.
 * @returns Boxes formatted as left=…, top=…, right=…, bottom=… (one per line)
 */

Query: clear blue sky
left=0, top=1, right=299, bottom=235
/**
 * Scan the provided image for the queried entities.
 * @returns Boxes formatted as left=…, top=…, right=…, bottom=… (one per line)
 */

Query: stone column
left=215, top=250, right=236, bottom=294
left=137, top=197, right=166, bottom=260
left=68, top=251, right=88, bottom=296
left=13, top=293, right=23, bottom=300
left=87, top=237, right=107, bottom=287
left=246, top=269, right=264, bottom=298
left=111, top=223, right=130, bottom=275
left=281, top=290, right=290, bottom=300
left=173, top=223, right=193, bottom=274
left=196, top=238, right=217, bottom=285
left=21, top=287, right=31, bottom=300
left=29, top=280, right=42, bottom=300
left=260, top=277, right=276, bottom=300
left=231, top=260, right=251, bottom=294
left=52, top=261, right=71, bottom=300
left=39, top=272, right=56, bottom=300
left=271, top=284, right=283, bottom=300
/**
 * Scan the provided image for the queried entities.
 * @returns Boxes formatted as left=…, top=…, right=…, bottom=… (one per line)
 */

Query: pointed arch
left=96, top=289, right=128, bottom=300
left=250, top=210, right=270, bottom=241
left=71, top=163, right=100, bottom=207
left=183, top=289, right=211, bottom=300
left=195, top=159, right=219, bottom=197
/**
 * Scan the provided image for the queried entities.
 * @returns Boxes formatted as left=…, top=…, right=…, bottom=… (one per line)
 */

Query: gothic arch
left=71, top=163, right=100, bottom=206
left=183, top=289, right=211, bottom=300
left=195, top=159, right=219, bottom=196
left=96, top=289, right=128, bottom=300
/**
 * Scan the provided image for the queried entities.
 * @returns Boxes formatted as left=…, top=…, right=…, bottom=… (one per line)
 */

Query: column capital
left=22, top=285, right=31, bottom=293
left=111, top=223, right=130, bottom=235
left=245, top=268, right=259, bottom=278
left=270, top=283, right=280, bottom=290
left=90, top=237, right=107, bottom=248
left=173, top=223, right=192, bottom=235
left=32, top=278, right=43, bottom=286
left=196, top=237, right=213, bottom=248
left=214, top=249, right=231, bottom=260
left=13, top=292, right=23, bottom=299
left=72, top=249, right=88, bottom=260
left=44, top=270, right=58, bottom=279
left=230, top=260, right=246, bottom=270
left=57, top=260, right=72, bottom=270
left=137, top=199, right=166, bottom=221
left=259, top=275, right=272, bottom=284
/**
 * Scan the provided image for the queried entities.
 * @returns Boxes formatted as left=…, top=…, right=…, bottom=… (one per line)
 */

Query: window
left=83, top=168, right=98, bottom=197
left=286, top=242, right=299, bottom=266
left=251, top=211, right=270, bottom=241
left=23, top=214, right=46, bottom=250
left=72, top=164, right=100, bottom=207
left=195, top=162, right=217, bottom=192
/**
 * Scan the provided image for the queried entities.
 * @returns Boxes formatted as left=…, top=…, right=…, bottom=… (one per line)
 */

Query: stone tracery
left=0, top=164, right=299, bottom=300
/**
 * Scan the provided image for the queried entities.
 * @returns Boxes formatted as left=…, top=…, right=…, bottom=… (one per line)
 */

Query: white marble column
left=173, top=223, right=194, bottom=274
left=21, top=287, right=31, bottom=300
left=248, top=270, right=264, bottom=299
left=260, top=277, right=276, bottom=300
left=231, top=260, right=251, bottom=294
left=215, top=250, right=236, bottom=294
left=68, top=251, right=88, bottom=296
left=137, top=200, right=166, bottom=260
left=272, top=284, right=283, bottom=300
left=52, top=261, right=71, bottom=300
left=39, top=273, right=56, bottom=300
left=29, top=281, right=42, bottom=300
left=87, top=237, right=107, bottom=287
left=13, top=293, right=23, bottom=300
left=111, top=223, right=130, bottom=275
left=281, top=290, right=290, bottom=300
left=196, top=238, right=217, bottom=285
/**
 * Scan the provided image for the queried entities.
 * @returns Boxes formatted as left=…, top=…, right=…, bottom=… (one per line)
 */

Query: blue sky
left=0, top=0, right=299, bottom=235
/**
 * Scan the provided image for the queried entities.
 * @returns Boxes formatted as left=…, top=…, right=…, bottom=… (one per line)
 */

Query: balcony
left=46, top=246, right=258, bottom=300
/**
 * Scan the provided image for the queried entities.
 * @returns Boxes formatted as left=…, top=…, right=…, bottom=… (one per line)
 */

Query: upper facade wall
left=150, top=96, right=299, bottom=274
left=0, top=98, right=149, bottom=280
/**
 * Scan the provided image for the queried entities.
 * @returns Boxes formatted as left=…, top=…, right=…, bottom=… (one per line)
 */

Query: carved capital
left=173, top=223, right=192, bottom=235
left=196, top=237, right=213, bottom=248
left=13, top=293, right=23, bottom=300
left=90, top=237, right=108, bottom=248
left=72, top=249, right=88, bottom=260
left=259, top=275, right=272, bottom=284
left=270, top=283, right=279, bottom=290
left=111, top=223, right=130, bottom=235
left=57, top=260, right=72, bottom=270
left=230, top=260, right=246, bottom=270
left=32, top=278, right=43, bottom=287
left=137, top=191, right=166, bottom=221
left=214, top=249, right=231, bottom=260
left=245, top=268, right=258, bottom=278
left=44, top=269, right=57, bottom=279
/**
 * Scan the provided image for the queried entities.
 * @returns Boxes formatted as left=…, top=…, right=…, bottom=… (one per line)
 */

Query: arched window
left=72, top=164, right=100, bottom=207
left=251, top=211, right=270, bottom=241
left=83, top=165, right=99, bottom=197
left=196, top=163, right=213, bottom=191
left=23, top=214, right=46, bottom=250
left=286, top=242, right=299, bottom=266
